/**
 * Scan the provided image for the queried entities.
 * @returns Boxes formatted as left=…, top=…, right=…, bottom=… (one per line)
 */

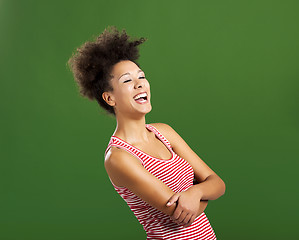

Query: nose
left=134, top=78, right=145, bottom=89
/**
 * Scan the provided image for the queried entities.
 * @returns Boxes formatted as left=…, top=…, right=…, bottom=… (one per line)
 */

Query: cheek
left=143, top=79, right=149, bottom=86
left=117, top=87, right=132, bottom=101
left=146, top=81, right=151, bottom=89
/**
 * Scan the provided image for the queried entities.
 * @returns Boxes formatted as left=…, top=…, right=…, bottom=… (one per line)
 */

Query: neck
left=113, top=113, right=151, bottom=144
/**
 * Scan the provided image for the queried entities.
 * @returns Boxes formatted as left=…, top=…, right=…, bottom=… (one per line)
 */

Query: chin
left=142, top=105, right=152, bottom=114
left=138, top=104, right=152, bottom=115
left=145, top=107, right=152, bottom=114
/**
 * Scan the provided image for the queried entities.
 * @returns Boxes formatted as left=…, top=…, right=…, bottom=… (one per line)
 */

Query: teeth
left=134, top=92, right=147, bottom=100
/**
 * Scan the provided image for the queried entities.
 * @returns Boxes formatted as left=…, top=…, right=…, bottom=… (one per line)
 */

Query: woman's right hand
left=166, top=190, right=209, bottom=228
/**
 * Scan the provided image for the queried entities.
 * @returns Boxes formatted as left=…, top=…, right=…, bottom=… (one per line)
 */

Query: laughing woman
left=67, top=26, right=225, bottom=240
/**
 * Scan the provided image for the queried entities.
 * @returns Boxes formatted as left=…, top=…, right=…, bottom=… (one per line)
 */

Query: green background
left=1, top=0, right=298, bottom=239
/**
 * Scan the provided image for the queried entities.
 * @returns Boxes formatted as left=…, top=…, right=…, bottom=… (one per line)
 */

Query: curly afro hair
left=67, top=26, right=147, bottom=116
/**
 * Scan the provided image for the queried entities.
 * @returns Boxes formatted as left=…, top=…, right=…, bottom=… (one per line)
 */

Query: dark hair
left=67, top=26, right=147, bottom=116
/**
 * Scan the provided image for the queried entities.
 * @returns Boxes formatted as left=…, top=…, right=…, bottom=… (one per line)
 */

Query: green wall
left=1, top=0, right=298, bottom=239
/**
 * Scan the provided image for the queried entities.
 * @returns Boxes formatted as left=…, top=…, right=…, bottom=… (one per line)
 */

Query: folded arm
left=151, top=122, right=226, bottom=201
left=104, top=147, right=202, bottom=227
left=150, top=123, right=226, bottom=225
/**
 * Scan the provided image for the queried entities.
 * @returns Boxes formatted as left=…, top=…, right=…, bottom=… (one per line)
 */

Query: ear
left=102, top=92, right=116, bottom=107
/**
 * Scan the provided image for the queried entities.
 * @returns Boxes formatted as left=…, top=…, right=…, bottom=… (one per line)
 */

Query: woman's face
left=103, top=60, right=152, bottom=117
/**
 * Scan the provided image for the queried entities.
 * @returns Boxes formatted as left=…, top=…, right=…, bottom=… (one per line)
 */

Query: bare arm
left=152, top=123, right=226, bottom=200
left=199, top=200, right=208, bottom=214
left=194, top=179, right=209, bottom=214
left=105, top=147, right=180, bottom=216
left=150, top=123, right=225, bottom=226
left=166, top=183, right=209, bottom=227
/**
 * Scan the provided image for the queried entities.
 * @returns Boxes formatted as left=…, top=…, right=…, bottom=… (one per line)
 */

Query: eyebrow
left=118, top=69, right=144, bottom=81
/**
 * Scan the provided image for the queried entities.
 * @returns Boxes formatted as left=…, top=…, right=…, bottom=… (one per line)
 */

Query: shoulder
left=104, top=146, right=142, bottom=169
left=148, top=122, right=174, bottom=134
left=148, top=122, right=178, bottom=146
left=104, top=146, right=143, bottom=187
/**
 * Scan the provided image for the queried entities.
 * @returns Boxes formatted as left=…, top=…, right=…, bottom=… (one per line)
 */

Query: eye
left=123, top=76, right=145, bottom=83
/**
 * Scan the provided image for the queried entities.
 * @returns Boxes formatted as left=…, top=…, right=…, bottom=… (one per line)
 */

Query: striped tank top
left=104, top=124, right=217, bottom=240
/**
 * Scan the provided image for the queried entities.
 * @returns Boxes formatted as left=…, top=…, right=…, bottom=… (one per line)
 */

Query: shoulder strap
left=104, top=137, right=145, bottom=165
left=146, top=124, right=173, bottom=150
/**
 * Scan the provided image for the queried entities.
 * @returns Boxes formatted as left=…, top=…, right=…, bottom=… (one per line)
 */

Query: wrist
left=189, top=184, right=204, bottom=200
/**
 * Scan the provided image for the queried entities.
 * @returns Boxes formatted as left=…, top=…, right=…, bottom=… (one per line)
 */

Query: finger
left=166, top=193, right=180, bottom=206
left=184, top=214, right=196, bottom=228
left=181, top=213, right=192, bottom=227
left=170, top=205, right=183, bottom=220
left=177, top=211, right=188, bottom=224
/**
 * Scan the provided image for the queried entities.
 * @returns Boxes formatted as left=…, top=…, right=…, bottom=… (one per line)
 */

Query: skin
left=103, top=60, right=226, bottom=228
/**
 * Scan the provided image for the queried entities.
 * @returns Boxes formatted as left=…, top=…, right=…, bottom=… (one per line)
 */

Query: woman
left=68, top=26, right=226, bottom=239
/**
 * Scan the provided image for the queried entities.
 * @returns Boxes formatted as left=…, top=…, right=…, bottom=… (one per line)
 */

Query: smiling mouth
left=134, top=95, right=148, bottom=104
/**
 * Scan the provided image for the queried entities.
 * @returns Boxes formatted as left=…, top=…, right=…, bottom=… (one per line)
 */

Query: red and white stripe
left=104, top=124, right=217, bottom=240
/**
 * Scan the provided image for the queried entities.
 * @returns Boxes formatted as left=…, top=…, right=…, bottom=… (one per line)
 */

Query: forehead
left=111, top=60, right=140, bottom=76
